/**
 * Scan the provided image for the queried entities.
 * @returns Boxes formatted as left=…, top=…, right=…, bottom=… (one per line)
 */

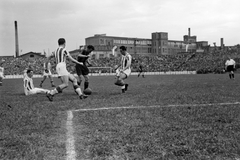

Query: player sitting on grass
left=46, top=38, right=87, bottom=101
left=114, top=46, right=132, bottom=93
left=24, top=69, right=50, bottom=96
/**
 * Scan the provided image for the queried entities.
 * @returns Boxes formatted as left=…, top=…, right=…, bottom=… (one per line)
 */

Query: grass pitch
left=1, top=74, right=240, bottom=160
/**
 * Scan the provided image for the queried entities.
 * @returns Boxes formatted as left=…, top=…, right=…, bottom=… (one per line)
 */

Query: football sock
left=84, top=82, right=89, bottom=90
left=232, top=74, right=234, bottom=78
left=50, top=86, right=62, bottom=95
left=229, top=74, right=232, bottom=79
left=121, top=85, right=125, bottom=90
left=78, top=80, right=82, bottom=86
left=50, top=89, right=58, bottom=95
left=75, top=88, right=82, bottom=96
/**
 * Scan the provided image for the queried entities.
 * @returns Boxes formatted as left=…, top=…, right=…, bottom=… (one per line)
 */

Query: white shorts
left=56, top=62, right=69, bottom=76
left=43, top=70, right=52, bottom=77
left=116, top=68, right=131, bottom=77
left=123, top=69, right=131, bottom=77
left=25, top=88, right=49, bottom=96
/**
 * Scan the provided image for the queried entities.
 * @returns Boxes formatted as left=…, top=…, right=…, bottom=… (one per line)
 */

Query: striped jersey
left=23, top=76, right=34, bottom=94
left=120, top=52, right=132, bottom=70
left=0, top=67, right=4, bottom=76
left=53, top=47, right=70, bottom=64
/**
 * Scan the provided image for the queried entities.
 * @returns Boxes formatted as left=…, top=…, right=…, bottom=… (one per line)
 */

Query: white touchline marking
left=66, top=111, right=76, bottom=160
left=72, top=102, right=240, bottom=112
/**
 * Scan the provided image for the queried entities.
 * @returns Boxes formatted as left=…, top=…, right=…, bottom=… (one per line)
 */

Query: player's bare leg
left=119, top=73, right=128, bottom=93
left=231, top=71, right=234, bottom=79
left=46, top=75, right=69, bottom=101
left=77, top=75, right=82, bottom=86
left=39, top=76, right=47, bottom=87
left=49, top=75, right=56, bottom=87
left=83, top=75, right=89, bottom=90
left=69, top=74, right=87, bottom=99
left=0, top=77, right=2, bottom=86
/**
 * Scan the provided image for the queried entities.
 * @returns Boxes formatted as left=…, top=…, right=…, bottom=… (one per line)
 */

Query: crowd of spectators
left=1, top=48, right=240, bottom=75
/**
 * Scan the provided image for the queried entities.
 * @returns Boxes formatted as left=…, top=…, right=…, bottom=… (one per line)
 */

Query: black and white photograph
left=1, top=0, right=240, bottom=159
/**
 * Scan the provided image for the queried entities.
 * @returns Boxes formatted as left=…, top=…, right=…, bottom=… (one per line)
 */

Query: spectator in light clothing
left=225, top=57, right=236, bottom=79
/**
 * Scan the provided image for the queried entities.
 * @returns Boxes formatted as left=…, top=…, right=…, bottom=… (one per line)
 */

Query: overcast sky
left=0, top=0, right=239, bottom=56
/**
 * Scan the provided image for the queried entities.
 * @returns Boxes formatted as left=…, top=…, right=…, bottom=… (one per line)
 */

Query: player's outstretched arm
left=112, top=46, right=117, bottom=55
left=68, top=54, right=83, bottom=65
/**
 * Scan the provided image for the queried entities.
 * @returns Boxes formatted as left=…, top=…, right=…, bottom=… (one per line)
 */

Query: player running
left=24, top=69, right=50, bottom=96
left=225, top=56, right=236, bottom=79
left=46, top=38, right=87, bottom=101
left=39, top=61, right=56, bottom=87
left=114, top=46, right=132, bottom=93
left=0, top=66, right=5, bottom=86
left=75, top=45, right=95, bottom=90
left=137, top=62, right=145, bottom=78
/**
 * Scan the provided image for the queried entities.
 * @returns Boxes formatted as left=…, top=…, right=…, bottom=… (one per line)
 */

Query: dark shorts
left=227, top=65, right=234, bottom=72
left=76, top=64, right=89, bottom=76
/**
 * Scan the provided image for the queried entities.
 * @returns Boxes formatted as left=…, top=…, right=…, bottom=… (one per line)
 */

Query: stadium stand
left=1, top=48, right=240, bottom=75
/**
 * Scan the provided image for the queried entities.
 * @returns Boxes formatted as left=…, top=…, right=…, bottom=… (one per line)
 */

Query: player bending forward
left=39, top=61, right=56, bottom=87
left=46, top=38, right=87, bottom=101
left=225, top=56, right=236, bottom=79
left=24, top=69, right=50, bottom=96
left=75, top=45, right=95, bottom=90
left=114, top=46, right=132, bottom=93
left=0, top=66, right=5, bottom=86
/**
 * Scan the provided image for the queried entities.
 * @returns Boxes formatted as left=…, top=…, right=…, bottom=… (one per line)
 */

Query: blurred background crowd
left=1, top=49, right=240, bottom=75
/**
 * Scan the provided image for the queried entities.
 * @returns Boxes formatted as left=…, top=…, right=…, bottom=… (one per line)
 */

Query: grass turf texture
left=0, top=74, right=240, bottom=159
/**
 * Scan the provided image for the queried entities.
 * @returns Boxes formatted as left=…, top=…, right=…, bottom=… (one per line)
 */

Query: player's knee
left=73, top=85, right=80, bottom=90
left=84, top=75, right=89, bottom=82
left=56, top=86, right=63, bottom=93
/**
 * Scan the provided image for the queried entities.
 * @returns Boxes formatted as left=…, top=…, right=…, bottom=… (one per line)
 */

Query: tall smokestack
left=15, top=21, right=19, bottom=57
left=221, top=38, right=224, bottom=48
left=188, top=28, right=191, bottom=37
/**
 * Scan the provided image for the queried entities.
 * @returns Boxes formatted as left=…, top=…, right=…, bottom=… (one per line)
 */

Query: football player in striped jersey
left=23, top=69, right=50, bottom=96
left=114, top=46, right=132, bottom=93
left=46, top=38, right=87, bottom=101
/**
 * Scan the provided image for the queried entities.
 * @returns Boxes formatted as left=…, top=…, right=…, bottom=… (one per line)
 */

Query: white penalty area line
left=72, top=102, right=240, bottom=112
left=66, top=111, right=76, bottom=160
left=65, top=101, right=240, bottom=160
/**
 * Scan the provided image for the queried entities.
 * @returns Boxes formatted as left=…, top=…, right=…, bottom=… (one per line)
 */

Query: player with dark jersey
left=138, top=63, right=145, bottom=78
left=75, top=45, right=95, bottom=90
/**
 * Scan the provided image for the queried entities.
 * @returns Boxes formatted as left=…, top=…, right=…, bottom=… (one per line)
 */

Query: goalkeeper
left=39, top=61, right=56, bottom=87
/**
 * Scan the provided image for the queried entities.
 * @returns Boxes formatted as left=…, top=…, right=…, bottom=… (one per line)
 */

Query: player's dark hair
left=26, top=69, right=33, bottom=74
left=120, top=46, right=127, bottom=51
left=87, top=45, right=95, bottom=50
left=58, top=38, right=66, bottom=45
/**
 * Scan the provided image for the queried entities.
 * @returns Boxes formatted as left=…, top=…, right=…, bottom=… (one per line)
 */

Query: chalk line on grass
left=65, top=101, right=240, bottom=159
left=66, top=111, right=76, bottom=160
left=72, top=102, right=240, bottom=112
